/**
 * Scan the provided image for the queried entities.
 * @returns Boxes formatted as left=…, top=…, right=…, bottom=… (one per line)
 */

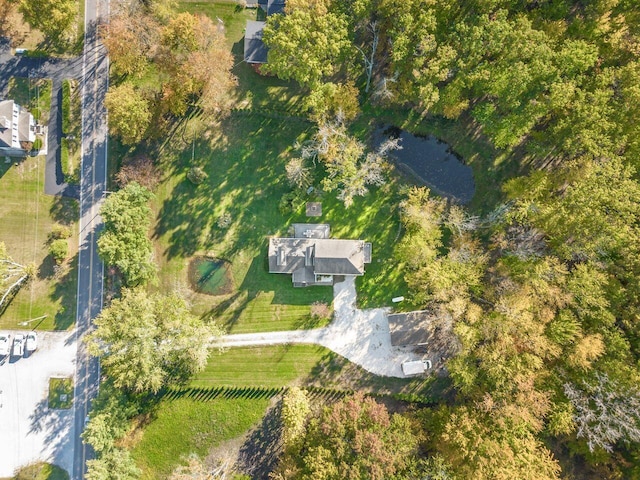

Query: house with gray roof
left=0, top=100, right=36, bottom=157
left=268, top=224, right=372, bottom=287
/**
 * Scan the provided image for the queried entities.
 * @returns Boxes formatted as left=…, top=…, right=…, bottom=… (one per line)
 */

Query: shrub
left=32, top=137, right=43, bottom=151
left=279, top=191, right=301, bottom=215
left=187, top=166, right=208, bottom=185
left=50, top=239, right=69, bottom=263
left=49, top=224, right=72, bottom=241
left=62, top=79, right=71, bottom=135
left=310, top=301, right=332, bottom=320
left=115, top=155, right=161, bottom=190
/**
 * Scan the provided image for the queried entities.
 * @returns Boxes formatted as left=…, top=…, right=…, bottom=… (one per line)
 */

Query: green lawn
left=130, top=396, right=270, bottom=479
left=7, top=77, right=52, bottom=123
left=192, top=345, right=442, bottom=401
left=48, top=377, right=74, bottom=409
left=0, top=157, right=78, bottom=330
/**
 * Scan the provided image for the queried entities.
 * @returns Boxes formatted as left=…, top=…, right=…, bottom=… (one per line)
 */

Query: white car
left=0, top=333, right=10, bottom=356
left=25, top=331, right=38, bottom=352
left=13, top=334, right=24, bottom=357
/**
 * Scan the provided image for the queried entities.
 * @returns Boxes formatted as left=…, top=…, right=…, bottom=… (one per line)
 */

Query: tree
left=0, top=242, right=36, bottom=312
left=102, top=14, right=158, bottom=77
left=280, top=387, right=311, bottom=448
left=157, top=13, right=236, bottom=116
left=305, top=82, right=360, bottom=123
left=435, top=406, right=561, bottom=480
left=97, top=182, right=155, bottom=287
left=19, top=0, right=77, bottom=43
left=285, top=158, right=311, bottom=189
left=104, top=83, right=152, bottom=145
left=49, top=239, right=68, bottom=264
left=564, top=372, right=640, bottom=453
left=86, top=288, right=222, bottom=394
left=273, top=392, right=423, bottom=480
left=86, top=448, right=140, bottom=480
left=262, top=0, right=351, bottom=88
left=299, top=118, right=396, bottom=207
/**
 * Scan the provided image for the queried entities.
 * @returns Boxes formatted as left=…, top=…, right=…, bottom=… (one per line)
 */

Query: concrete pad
left=0, top=331, right=76, bottom=477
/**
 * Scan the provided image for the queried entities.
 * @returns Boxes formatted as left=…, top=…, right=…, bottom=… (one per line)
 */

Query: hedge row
left=61, top=79, right=71, bottom=135
left=61, top=137, right=72, bottom=181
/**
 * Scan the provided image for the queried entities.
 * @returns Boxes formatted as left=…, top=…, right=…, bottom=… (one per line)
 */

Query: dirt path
left=216, top=277, right=423, bottom=378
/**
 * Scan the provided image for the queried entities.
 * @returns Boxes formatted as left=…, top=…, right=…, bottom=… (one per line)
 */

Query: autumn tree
left=273, top=392, right=424, bottom=480
left=299, top=118, right=396, bottom=207
left=104, top=83, right=152, bottom=145
left=97, top=182, right=156, bottom=286
left=101, top=14, right=158, bottom=77
left=158, top=13, right=235, bottom=116
left=564, top=372, right=640, bottom=453
left=86, top=288, right=223, bottom=394
left=19, top=0, right=77, bottom=43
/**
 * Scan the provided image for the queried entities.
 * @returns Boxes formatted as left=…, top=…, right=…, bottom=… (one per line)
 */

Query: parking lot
left=0, top=331, right=76, bottom=477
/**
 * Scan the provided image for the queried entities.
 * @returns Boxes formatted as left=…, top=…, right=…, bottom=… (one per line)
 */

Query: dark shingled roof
left=258, top=0, right=286, bottom=15
left=387, top=310, right=435, bottom=347
left=244, top=21, right=268, bottom=64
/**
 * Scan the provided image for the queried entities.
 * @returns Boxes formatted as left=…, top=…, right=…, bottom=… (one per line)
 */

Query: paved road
left=71, top=0, right=109, bottom=477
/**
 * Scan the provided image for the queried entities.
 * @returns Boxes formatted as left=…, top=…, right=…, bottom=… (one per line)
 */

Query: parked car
left=401, top=359, right=432, bottom=376
left=25, top=331, right=38, bottom=352
left=0, top=333, right=10, bottom=356
left=13, top=333, right=24, bottom=357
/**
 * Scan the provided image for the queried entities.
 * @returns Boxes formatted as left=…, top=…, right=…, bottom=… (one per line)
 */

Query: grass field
left=0, top=156, right=78, bottom=331
left=48, top=377, right=73, bottom=409
left=130, top=396, right=270, bottom=479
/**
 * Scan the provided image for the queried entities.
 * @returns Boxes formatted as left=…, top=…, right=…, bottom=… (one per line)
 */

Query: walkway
left=217, top=277, right=423, bottom=378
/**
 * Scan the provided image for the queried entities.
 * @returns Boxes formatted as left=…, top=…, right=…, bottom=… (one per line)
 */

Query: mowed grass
left=0, top=157, right=78, bottom=330
left=193, top=345, right=332, bottom=388
left=130, top=396, right=270, bottom=480
left=48, top=377, right=73, bottom=409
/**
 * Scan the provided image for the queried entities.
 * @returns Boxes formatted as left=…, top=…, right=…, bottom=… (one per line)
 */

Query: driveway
left=217, top=277, right=424, bottom=377
left=0, top=331, right=76, bottom=477
left=0, top=39, right=82, bottom=199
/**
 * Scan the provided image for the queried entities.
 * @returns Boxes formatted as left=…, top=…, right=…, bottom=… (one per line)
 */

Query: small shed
left=401, top=360, right=431, bottom=376
left=244, top=21, right=268, bottom=64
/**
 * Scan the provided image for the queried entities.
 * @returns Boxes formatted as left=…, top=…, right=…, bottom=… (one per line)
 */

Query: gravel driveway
left=218, top=277, right=423, bottom=377
left=0, top=331, right=76, bottom=477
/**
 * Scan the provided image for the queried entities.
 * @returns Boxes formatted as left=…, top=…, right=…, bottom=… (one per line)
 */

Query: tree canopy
left=86, top=288, right=222, bottom=394
left=97, top=182, right=155, bottom=287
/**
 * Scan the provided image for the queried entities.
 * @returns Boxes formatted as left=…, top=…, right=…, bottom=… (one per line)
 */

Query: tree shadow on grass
left=49, top=253, right=77, bottom=330
left=153, top=114, right=310, bottom=262
left=236, top=401, right=283, bottom=480
left=49, top=194, right=78, bottom=226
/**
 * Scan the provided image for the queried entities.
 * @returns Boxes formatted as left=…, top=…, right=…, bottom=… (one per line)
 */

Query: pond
left=188, top=257, right=233, bottom=296
left=375, top=126, right=476, bottom=204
